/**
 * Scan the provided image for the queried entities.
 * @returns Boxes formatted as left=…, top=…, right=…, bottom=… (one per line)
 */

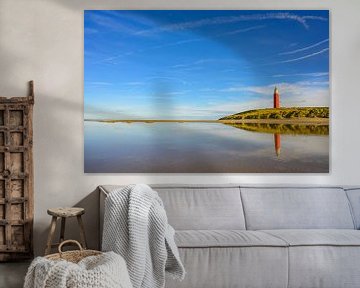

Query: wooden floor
left=0, top=261, right=30, bottom=288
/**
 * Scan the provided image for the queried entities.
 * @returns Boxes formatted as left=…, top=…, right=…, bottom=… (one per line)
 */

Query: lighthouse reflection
left=274, top=133, right=281, bottom=157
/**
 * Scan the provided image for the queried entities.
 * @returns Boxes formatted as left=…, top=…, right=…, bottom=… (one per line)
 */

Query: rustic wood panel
left=11, top=180, right=24, bottom=198
left=0, top=205, right=4, bottom=219
left=0, top=132, right=4, bottom=146
left=0, top=153, right=4, bottom=172
left=0, top=180, right=4, bottom=198
left=0, top=110, right=4, bottom=126
left=0, top=81, right=34, bottom=261
left=10, top=132, right=23, bottom=146
left=9, top=110, right=23, bottom=127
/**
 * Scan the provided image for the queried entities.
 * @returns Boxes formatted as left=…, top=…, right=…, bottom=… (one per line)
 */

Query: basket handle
left=58, top=240, right=83, bottom=255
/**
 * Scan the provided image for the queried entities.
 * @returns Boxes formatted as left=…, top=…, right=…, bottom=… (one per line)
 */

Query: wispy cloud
left=222, top=25, right=266, bottom=35
left=86, top=81, right=113, bottom=86
left=94, top=24, right=267, bottom=65
left=98, top=38, right=203, bottom=65
left=150, top=38, right=203, bottom=49
left=95, top=23, right=266, bottom=65
left=84, top=28, right=98, bottom=35
left=85, top=80, right=329, bottom=120
left=167, top=91, right=190, bottom=96
left=172, top=59, right=213, bottom=69
left=166, top=81, right=329, bottom=119
left=171, top=58, right=244, bottom=70
left=84, top=104, right=130, bottom=119
left=101, top=11, right=155, bottom=28
left=222, top=81, right=329, bottom=99
left=296, top=80, right=329, bottom=86
left=124, top=81, right=146, bottom=86
left=87, top=13, right=138, bottom=35
left=279, top=39, right=329, bottom=55
left=272, top=72, right=329, bottom=78
left=215, top=81, right=329, bottom=116
left=146, top=76, right=188, bottom=85
left=136, top=12, right=327, bottom=35
left=279, top=48, right=329, bottom=63
left=302, top=15, right=329, bottom=21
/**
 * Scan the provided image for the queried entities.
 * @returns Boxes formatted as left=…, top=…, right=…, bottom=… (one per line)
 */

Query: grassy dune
left=228, top=122, right=329, bottom=135
left=219, top=107, right=329, bottom=120
left=85, top=107, right=330, bottom=125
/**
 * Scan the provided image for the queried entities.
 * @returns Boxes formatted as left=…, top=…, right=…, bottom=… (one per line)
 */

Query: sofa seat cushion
left=175, top=230, right=288, bottom=248
left=166, top=246, right=289, bottom=288
left=260, top=230, right=360, bottom=288
left=262, top=229, right=360, bottom=246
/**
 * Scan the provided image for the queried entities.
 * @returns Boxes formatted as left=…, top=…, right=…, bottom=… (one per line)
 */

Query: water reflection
left=84, top=122, right=329, bottom=173
left=227, top=123, right=329, bottom=135
left=224, top=123, right=329, bottom=158
left=274, top=133, right=281, bottom=157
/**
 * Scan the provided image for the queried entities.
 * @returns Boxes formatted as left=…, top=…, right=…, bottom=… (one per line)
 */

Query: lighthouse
left=273, top=87, right=280, bottom=108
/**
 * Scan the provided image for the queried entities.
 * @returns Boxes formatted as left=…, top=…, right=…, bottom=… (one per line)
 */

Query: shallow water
left=84, top=121, right=329, bottom=173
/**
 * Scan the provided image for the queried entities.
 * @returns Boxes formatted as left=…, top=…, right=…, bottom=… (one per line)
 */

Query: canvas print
left=84, top=10, right=329, bottom=173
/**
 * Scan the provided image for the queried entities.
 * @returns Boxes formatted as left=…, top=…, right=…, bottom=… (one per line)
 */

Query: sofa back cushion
left=345, top=188, right=360, bottom=229
left=240, top=187, right=355, bottom=230
left=154, top=186, right=246, bottom=230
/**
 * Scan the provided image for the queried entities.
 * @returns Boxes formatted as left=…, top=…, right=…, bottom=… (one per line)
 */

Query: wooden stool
left=45, top=207, right=87, bottom=255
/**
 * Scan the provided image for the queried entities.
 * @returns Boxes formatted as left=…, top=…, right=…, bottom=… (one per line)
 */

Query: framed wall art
left=84, top=10, right=329, bottom=173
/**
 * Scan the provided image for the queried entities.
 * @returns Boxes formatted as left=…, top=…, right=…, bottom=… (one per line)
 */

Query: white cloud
left=145, top=76, right=188, bottom=85
left=139, top=80, right=330, bottom=119
left=279, top=39, right=329, bottom=55
left=172, top=58, right=244, bottom=71
left=222, top=25, right=266, bottom=35
left=86, top=81, right=113, bottom=86
left=98, top=24, right=266, bottom=64
left=85, top=81, right=329, bottom=120
left=100, top=38, right=204, bottom=65
left=279, top=48, right=329, bottom=64
left=296, top=80, right=329, bottom=86
left=136, top=12, right=327, bottom=35
left=220, top=81, right=329, bottom=109
left=272, top=72, right=329, bottom=78
left=87, top=13, right=138, bottom=35
left=124, top=82, right=146, bottom=86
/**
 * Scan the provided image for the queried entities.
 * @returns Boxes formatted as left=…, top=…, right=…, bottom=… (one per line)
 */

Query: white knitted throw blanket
left=24, top=251, right=133, bottom=288
left=102, top=184, right=185, bottom=288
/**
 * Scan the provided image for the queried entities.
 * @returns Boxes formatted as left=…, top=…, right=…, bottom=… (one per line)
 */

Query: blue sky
left=84, top=10, right=329, bottom=120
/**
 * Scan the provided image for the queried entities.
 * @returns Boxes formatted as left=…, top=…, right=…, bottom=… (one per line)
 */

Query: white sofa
left=99, top=185, right=360, bottom=288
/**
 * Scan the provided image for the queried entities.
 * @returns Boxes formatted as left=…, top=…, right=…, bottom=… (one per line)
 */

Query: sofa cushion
left=345, top=188, right=360, bottom=229
left=287, top=246, right=360, bottom=288
left=261, top=230, right=360, bottom=288
left=100, top=185, right=246, bottom=230
left=262, top=229, right=360, bottom=246
left=175, top=230, right=287, bottom=248
left=165, top=247, right=288, bottom=288
left=154, top=186, right=246, bottom=230
left=241, top=187, right=355, bottom=230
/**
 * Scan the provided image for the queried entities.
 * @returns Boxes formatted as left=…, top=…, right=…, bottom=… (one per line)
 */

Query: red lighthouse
left=273, top=87, right=280, bottom=108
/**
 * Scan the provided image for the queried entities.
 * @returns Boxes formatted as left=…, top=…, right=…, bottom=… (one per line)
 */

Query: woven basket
left=45, top=240, right=102, bottom=263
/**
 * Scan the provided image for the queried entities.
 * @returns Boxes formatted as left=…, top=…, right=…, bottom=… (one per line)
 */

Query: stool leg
left=60, top=217, right=66, bottom=243
left=45, top=216, right=57, bottom=255
left=77, top=215, right=87, bottom=249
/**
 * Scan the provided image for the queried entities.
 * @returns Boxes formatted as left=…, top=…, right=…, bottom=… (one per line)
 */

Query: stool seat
left=47, top=207, right=85, bottom=217
left=45, top=207, right=87, bottom=255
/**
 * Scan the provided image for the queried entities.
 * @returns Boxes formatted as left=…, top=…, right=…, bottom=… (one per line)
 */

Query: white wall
left=0, top=0, right=359, bottom=256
